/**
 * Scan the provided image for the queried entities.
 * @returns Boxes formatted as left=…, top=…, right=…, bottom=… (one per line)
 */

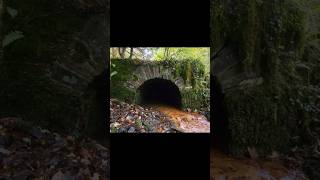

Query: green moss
left=135, top=119, right=143, bottom=128
left=164, top=59, right=208, bottom=110
left=225, top=84, right=288, bottom=155
left=110, top=59, right=136, bottom=103
left=0, top=1, right=94, bottom=134
left=211, top=0, right=314, bottom=156
left=181, top=87, right=210, bottom=112
left=164, top=59, right=206, bottom=87
left=0, top=63, right=80, bottom=132
left=4, top=1, right=84, bottom=62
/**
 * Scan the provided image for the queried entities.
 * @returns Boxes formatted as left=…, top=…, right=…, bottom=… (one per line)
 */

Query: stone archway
left=110, top=59, right=209, bottom=111
left=44, top=13, right=108, bottom=139
left=125, top=63, right=185, bottom=92
left=211, top=45, right=263, bottom=153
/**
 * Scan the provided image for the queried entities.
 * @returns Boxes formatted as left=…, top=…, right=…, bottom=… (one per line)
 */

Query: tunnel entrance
left=83, top=69, right=109, bottom=147
left=137, top=78, right=182, bottom=109
left=212, top=75, right=230, bottom=152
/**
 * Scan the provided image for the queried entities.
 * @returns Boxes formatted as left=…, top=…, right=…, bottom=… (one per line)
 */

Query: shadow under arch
left=211, top=75, right=230, bottom=152
left=137, top=78, right=182, bottom=109
left=82, top=68, right=109, bottom=146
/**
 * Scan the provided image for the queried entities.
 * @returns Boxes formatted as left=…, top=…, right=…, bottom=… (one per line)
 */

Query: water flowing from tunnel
left=137, top=78, right=210, bottom=133
left=211, top=149, right=308, bottom=180
left=154, top=105, right=210, bottom=133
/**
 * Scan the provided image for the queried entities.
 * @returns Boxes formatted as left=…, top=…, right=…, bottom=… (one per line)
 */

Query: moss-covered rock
left=211, top=0, right=320, bottom=159
left=0, top=0, right=109, bottom=139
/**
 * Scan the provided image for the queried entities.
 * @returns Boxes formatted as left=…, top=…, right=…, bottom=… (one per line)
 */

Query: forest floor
left=0, top=117, right=109, bottom=180
left=110, top=98, right=210, bottom=133
left=211, top=149, right=308, bottom=180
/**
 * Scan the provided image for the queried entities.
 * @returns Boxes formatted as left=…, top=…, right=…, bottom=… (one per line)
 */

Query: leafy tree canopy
left=110, top=47, right=210, bottom=72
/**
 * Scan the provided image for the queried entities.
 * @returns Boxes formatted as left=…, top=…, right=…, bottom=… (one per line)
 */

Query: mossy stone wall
left=0, top=0, right=109, bottom=138
left=211, top=0, right=320, bottom=156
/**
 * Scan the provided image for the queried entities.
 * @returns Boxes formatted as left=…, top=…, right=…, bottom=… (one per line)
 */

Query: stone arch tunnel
left=1, top=0, right=109, bottom=144
left=210, top=44, right=264, bottom=151
left=110, top=59, right=206, bottom=110
left=110, top=59, right=211, bottom=133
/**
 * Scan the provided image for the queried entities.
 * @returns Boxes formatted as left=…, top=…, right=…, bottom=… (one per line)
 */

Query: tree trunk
left=111, top=48, right=117, bottom=58
left=118, top=47, right=126, bottom=59
left=164, top=48, right=169, bottom=59
left=129, top=47, right=133, bottom=59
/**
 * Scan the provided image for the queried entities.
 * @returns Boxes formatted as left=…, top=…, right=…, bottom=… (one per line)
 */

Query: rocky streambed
left=110, top=98, right=210, bottom=133
left=211, top=149, right=308, bottom=180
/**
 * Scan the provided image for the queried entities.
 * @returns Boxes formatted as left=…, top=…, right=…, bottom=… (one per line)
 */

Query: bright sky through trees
left=110, top=47, right=210, bottom=72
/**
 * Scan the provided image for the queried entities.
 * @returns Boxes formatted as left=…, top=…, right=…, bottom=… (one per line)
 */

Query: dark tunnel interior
left=211, top=75, right=229, bottom=152
left=138, top=78, right=182, bottom=109
left=86, top=69, right=109, bottom=147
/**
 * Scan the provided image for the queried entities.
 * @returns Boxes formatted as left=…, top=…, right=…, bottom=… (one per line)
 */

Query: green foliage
left=111, top=48, right=211, bottom=73
left=154, top=48, right=210, bottom=73
left=110, top=59, right=136, bottom=103
left=211, top=0, right=320, bottom=157
left=163, top=59, right=207, bottom=87
left=163, top=59, right=209, bottom=111
left=0, top=63, right=81, bottom=133
left=3, top=0, right=84, bottom=61
left=1, top=0, right=94, bottom=135
left=110, top=62, right=118, bottom=78
left=2, top=31, right=24, bottom=47
left=226, top=84, right=295, bottom=155
left=182, top=75, right=210, bottom=112
left=135, top=119, right=143, bottom=128
left=6, top=6, right=18, bottom=18
left=110, top=71, right=117, bottom=77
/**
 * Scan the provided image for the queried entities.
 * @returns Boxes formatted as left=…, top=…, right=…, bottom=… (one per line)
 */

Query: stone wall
left=211, top=45, right=263, bottom=92
left=0, top=0, right=109, bottom=140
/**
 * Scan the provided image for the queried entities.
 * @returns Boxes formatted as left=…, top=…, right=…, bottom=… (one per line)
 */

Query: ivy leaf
left=6, top=7, right=18, bottom=18
left=3, top=31, right=24, bottom=47
left=110, top=71, right=118, bottom=77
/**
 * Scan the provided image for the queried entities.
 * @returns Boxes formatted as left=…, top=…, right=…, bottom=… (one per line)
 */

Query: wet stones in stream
left=110, top=99, right=178, bottom=133
left=110, top=98, right=210, bottom=133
